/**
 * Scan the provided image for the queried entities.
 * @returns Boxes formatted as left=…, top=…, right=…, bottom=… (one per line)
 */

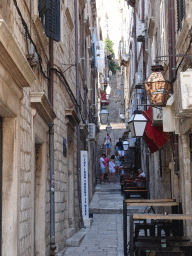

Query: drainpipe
left=134, top=10, right=137, bottom=73
left=74, top=0, right=83, bottom=226
left=48, top=38, right=56, bottom=254
left=168, top=0, right=178, bottom=197
left=82, top=12, right=87, bottom=122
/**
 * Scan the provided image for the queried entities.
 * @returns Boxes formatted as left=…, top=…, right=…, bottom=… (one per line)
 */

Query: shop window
left=177, top=0, right=186, bottom=32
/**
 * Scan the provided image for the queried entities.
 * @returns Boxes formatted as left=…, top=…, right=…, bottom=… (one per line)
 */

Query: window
left=38, top=0, right=47, bottom=27
left=177, top=0, right=186, bottom=31
left=38, top=0, right=61, bottom=42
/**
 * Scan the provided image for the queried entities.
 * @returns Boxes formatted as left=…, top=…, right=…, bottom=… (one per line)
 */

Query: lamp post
left=128, top=111, right=148, bottom=137
left=123, top=140, right=129, bottom=151
left=100, top=106, right=109, bottom=125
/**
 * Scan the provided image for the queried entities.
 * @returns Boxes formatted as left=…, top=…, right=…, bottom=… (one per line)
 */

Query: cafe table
left=123, top=199, right=182, bottom=256
left=124, top=213, right=192, bottom=256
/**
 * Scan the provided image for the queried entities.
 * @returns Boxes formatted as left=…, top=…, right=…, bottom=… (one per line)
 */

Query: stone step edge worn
left=65, top=227, right=90, bottom=247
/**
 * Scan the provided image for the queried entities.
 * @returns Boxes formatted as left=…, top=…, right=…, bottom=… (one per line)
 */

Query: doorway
left=67, top=127, right=75, bottom=228
left=34, top=141, right=45, bottom=255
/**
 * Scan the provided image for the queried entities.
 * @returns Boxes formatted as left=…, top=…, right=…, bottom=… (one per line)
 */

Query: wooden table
left=123, top=199, right=184, bottom=256
left=125, top=213, right=192, bottom=256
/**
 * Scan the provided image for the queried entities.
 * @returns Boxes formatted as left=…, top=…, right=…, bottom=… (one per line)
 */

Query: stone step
left=66, top=228, right=75, bottom=239
left=65, top=228, right=90, bottom=247
left=89, top=207, right=145, bottom=215
left=95, top=188, right=121, bottom=193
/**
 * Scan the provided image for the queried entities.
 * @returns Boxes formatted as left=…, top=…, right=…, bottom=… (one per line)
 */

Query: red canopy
left=100, top=92, right=109, bottom=105
left=143, top=107, right=170, bottom=153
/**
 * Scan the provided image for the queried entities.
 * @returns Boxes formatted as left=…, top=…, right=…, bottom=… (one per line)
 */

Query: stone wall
left=0, top=0, right=97, bottom=254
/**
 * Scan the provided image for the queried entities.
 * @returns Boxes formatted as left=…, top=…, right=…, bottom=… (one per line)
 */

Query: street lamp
left=144, top=64, right=172, bottom=106
left=128, top=111, right=148, bottom=137
left=123, top=140, right=129, bottom=151
left=106, top=122, right=112, bottom=133
left=100, top=106, right=109, bottom=125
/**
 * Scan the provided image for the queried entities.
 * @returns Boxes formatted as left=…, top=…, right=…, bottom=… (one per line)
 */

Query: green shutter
left=45, top=0, right=60, bottom=42
left=38, top=0, right=49, bottom=17
left=177, top=0, right=186, bottom=31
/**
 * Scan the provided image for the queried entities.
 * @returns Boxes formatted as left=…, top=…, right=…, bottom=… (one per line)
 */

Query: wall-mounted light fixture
left=128, top=110, right=148, bottom=137
left=100, top=105, right=109, bottom=125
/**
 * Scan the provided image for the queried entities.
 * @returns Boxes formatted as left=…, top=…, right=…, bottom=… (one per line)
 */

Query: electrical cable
left=171, top=30, right=192, bottom=84
left=13, top=0, right=49, bottom=79
left=13, top=0, right=87, bottom=124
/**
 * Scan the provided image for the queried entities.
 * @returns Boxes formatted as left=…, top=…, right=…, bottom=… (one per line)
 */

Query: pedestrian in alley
left=104, top=154, right=109, bottom=180
left=108, top=155, right=116, bottom=184
left=135, top=169, right=146, bottom=187
left=103, top=132, right=112, bottom=155
left=115, top=138, right=124, bottom=160
left=99, top=153, right=105, bottom=183
left=115, top=152, right=121, bottom=175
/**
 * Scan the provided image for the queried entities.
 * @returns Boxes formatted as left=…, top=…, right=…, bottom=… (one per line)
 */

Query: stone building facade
left=0, top=0, right=98, bottom=255
left=125, top=0, right=192, bottom=239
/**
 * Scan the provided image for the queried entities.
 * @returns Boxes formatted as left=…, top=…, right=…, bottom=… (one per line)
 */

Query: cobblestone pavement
left=63, top=176, right=145, bottom=256
left=64, top=214, right=124, bottom=256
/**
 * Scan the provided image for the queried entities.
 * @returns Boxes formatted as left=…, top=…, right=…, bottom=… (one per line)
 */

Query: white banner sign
left=81, top=151, right=89, bottom=220
left=95, top=41, right=105, bottom=73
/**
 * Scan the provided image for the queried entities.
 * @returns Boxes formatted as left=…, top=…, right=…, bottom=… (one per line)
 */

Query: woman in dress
left=108, top=155, right=116, bottom=184
left=103, top=133, right=112, bottom=155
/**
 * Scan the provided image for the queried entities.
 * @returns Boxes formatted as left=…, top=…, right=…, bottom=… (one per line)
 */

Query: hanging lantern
left=123, top=140, right=129, bottom=151
left=128, top=111, right=148, bottom=137
left=100, top=106, right=109, bottom=125
left=144, top=64, right=172, bottom=106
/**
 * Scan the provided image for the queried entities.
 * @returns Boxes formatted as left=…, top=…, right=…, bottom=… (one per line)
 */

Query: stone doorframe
left=31, top=109, right=49, bottom=255
left=30, top=92, right=56, bottom=255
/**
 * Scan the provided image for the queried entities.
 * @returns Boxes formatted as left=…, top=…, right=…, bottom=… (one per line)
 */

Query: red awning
left=100, top=92, right=109, bottom=105
left=143, top=107, right=170, bottom=153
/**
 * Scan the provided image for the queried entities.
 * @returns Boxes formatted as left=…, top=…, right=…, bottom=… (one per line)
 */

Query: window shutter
left=177, top=0, right=185, bottom=31
left=45, top=0, right=60, bottom=42
left=38, top=0, right=49, bottom=17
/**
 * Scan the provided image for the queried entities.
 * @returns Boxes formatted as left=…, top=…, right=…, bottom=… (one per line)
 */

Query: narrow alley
left=63, top=177, right=145, bottom=256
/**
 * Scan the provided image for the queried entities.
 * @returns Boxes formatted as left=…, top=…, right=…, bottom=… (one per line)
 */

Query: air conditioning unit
left=128, top=138, right=136, bottom=148
left=27, top=39, right=38, bottom=66
left=88, top=123, right=96, bottom=140
left=152, top=107, right=163, bottom=125
left=135, top=72, right=143, bottom=86
left=100, top=77, right=104, bottom=84
left=177, top=69, right=192, bottom=117
left=137, top=22, right=145, bottom=42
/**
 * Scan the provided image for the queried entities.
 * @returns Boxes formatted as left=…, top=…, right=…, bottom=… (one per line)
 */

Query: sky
left=105, top=0, right=122, bottom=57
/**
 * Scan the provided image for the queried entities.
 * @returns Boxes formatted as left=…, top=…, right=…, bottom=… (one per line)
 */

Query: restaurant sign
left=81, top=151, right=89, bottom=220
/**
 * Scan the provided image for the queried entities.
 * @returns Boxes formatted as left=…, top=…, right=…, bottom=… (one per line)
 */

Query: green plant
left=104, top=38, right=120, bottom=74
left=104, top=38, right=114, bottom=56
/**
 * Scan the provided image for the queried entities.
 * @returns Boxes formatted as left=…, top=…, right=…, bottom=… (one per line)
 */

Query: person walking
left=104, top=155, right=109, bottom=179
left=99, top=153, right=105, bottom=183
left=115, top=138, right=124, bottom=159
left=115, top=152, right=121, bottom=175
left=108, top=155, right=116, bottom=184
left=103, top=133, right=112, bottom=155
